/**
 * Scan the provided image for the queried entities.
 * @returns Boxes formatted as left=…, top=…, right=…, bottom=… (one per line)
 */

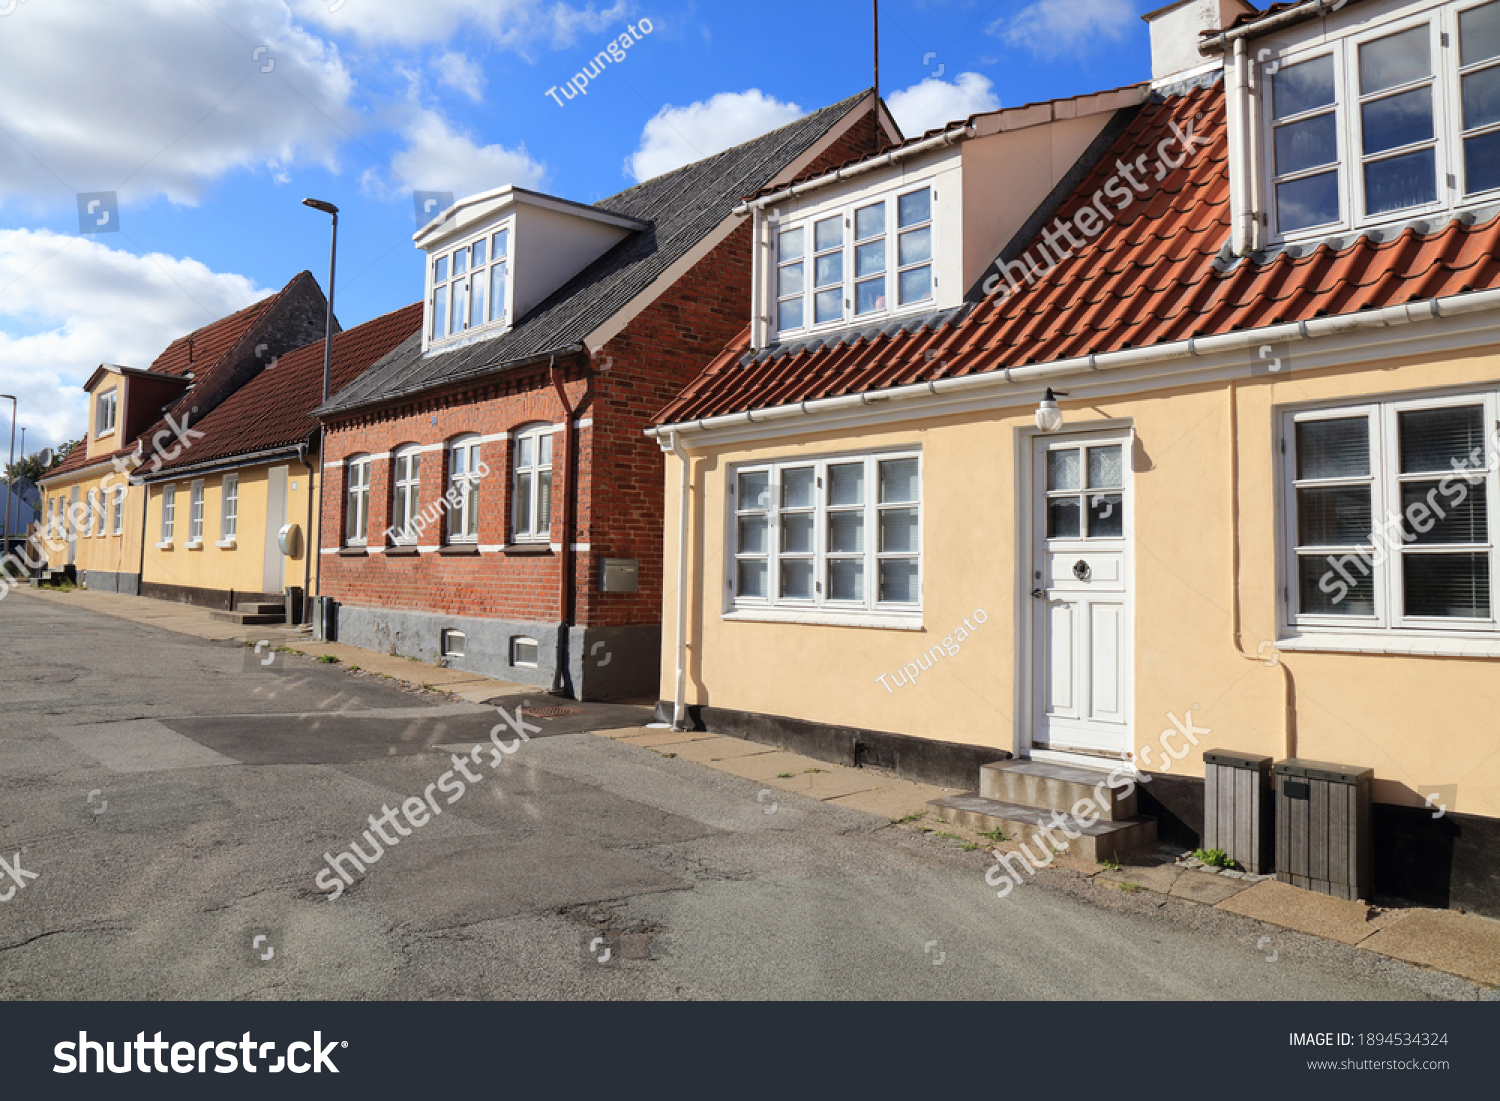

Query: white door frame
left=1014, top=421, right=1136, bottom=767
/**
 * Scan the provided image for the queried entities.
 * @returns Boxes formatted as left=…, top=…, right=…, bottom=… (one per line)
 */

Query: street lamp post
left=1, top=395, right=15, bottom=554
left=301, top=199, right=339, bottom=635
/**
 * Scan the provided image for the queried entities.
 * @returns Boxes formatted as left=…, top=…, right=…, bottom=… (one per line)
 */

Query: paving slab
left=711, top=750, right=828, bottom=782
left=1169, top=868, right=1252, bottom=905
left=828, top=782, right=950, bottom=821
left=1097, top=863, right=1185, bottom=894
left=665, top=737, right=780, bottom=765
left=618, top=730, right=719, bottom=748
left=1360, top=909, right=1500, bottom=987
left=1215, top=879, right=1402, bottom=945
left=760, top=768, right=885, bottom=801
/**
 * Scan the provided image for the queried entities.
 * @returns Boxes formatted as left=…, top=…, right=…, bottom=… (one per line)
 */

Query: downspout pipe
left=548, top=355, right=585, bottom=697
left=1231, top=37, right=1257, bottom=256
left=300, top=439, right=314, bottom=626
left=669, top=429, right=690, bottom=731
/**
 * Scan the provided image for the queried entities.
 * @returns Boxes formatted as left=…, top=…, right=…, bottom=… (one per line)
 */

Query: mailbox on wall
left=600, top=558, right=638, bottom=592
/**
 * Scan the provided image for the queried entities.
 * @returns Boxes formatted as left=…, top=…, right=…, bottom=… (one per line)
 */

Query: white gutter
left=733, top=126, right=976, bottom=216
left=669, top=429, right=691, bottom=731
left=648, top=288, right=1500, bottom=443
left=1199, top=0, right=1350, bottom=54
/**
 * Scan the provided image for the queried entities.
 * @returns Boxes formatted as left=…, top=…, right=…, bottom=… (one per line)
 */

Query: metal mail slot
left=1283, top=780, right=1310, bottom=801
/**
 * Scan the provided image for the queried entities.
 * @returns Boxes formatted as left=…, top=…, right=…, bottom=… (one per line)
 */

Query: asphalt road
left=0, top=591, right=1479, bottom=1000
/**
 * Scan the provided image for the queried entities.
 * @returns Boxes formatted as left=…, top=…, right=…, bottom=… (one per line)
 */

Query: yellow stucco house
left=648, top=0, right=1500, bottom=916
left=38, top=272, right=331, bottom=593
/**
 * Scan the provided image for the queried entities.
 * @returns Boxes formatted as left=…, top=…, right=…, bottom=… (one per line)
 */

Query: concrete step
left=929, top=792, right=1157, bottom=863
left=210, top=610, right=286, bottom=625
left=980, top=759, right=1137, bottom=821
left=235, top=602, right=283, bottom=615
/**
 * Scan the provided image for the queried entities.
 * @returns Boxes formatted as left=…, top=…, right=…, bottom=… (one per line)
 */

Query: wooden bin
left=1274, top=758, right=1373, bottom=901
left=1202, top=750, right=1273, bottom=874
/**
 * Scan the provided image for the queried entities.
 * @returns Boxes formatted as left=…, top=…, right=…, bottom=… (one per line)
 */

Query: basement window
left=511, top=636, right=540, bottom=668
left=440, top=629, right=466, bottom=658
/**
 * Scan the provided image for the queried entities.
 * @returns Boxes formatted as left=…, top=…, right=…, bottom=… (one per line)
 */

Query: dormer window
left=773, top=184, right=936, bottom=340
left=1263, top=0, right=1500, bottom=242
left=429, top=226, right=511, bottom=345
left=96, top=388, right=117, bottom=437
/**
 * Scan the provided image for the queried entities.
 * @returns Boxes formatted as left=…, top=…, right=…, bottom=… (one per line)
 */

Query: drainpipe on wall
left=548, top=355, right=588, bottom=697
left=669, top=429, right=691, bottom=732
left=300, top=440, right=314, bottom=626
left=1231, top=37, right=1259, bottom=256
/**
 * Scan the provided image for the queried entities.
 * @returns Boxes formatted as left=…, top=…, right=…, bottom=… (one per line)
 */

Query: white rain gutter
left=732, top=125, right=976, bottom=216
left=647, top=287, right=1500, bottom=443
left=1199, top=0, right=1348, bottom=54
left=669, top=429, right=691, bottom=731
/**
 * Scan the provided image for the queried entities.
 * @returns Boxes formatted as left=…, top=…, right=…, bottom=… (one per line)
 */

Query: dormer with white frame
left=414, top=186, right=649, bottom=355
left=1202, top=0, right=1500, bottom=253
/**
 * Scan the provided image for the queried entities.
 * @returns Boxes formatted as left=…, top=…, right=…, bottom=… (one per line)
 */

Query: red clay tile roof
left=151, top=301, right=423, bottom=474
left=43, top=275, right=312, bottom=481
left=656, top=82, right=1500, bottom=426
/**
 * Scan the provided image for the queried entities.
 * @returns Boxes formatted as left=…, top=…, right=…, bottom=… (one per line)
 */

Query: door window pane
left=1087, top=446, right=1123, bottom=488
left=1048, top=498, right=1082, bottom=538
left=1088, top=493, right=1124, bottom=537
left=1047, top=448, right=1081, bottom=491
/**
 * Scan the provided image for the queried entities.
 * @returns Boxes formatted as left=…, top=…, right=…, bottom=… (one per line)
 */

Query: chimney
left=1142, top=0, right=1255, bottom=85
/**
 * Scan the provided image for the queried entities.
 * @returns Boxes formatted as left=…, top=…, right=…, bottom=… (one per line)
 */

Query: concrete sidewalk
left=15, top=587, right=529, bottom=704
left=593, top=723, right=1500, bottom=992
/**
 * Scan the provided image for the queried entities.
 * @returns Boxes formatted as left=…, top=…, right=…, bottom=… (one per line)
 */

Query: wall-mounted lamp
left=1035, top=387, right=1069, bottom=434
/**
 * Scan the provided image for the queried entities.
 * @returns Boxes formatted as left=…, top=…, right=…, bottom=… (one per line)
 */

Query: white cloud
left=0, top=0, right=355, bottom=206
left=0, top=230, right=269, bottom=454
left=306, top=0, right=628, bottom=49
left=435, top=52, right=487, bottom=101
left=993, top=0, right=1136, bottom=60
left=626, top=90, right=803, bottom=183
left=887, top=73, right=1001, bottom=136
left=384, top=108, right=547, bottom=197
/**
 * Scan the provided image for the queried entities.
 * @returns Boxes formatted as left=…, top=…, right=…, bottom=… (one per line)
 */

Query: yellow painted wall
left=662, top=349, right=1500, bottom=819
left=36, top=466, right=145, bottom=579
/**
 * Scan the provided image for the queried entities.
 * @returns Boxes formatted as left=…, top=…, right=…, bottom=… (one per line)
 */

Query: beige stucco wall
left=36, top=467, right=145, bottom=578
left=661, top=349, right=1500, bottom=820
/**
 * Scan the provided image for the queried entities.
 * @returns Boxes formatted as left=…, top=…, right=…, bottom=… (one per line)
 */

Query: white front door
left=1029, top=431, right=1132, bottom=760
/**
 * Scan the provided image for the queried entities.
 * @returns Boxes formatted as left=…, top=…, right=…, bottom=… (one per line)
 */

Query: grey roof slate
left=322, top=89, right=876, bottom=416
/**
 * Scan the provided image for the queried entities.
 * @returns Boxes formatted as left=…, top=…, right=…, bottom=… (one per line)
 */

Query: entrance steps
left=929, top=760, right=1156, bottom=863
left=210, top=601, right=286, bottom=626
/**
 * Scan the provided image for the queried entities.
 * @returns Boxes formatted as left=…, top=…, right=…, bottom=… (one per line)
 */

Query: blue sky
left=0, top=0, right=1152, bottom=455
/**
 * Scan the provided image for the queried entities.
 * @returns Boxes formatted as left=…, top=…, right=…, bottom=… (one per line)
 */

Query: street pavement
left=0, top=590, right=1485, bottom=1000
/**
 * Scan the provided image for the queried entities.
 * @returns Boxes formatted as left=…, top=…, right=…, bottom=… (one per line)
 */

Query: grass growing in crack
left=1194, top=847, right=1239, bottom=870
left=1116, top=881, right=1142, bottom=893
left=978, top=826, right=1009, bottom=843
left=895, top=811, right=926, bottom=825
left=803, top=768, right=826, bottom=774
left=1097, top=853, right=1123, bottom=871
left=317, top=654, right=340, bottom=664
left=776, top=772, right=794, bottom=779
left=659, top=752, right=677, bottom=759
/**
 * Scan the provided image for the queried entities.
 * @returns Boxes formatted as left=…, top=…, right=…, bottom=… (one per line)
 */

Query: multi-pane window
left=85, top=489, right=97, bottom=536
left=429, top=226, right=510, bottom=344
left=1044, top=443, right=1126, bottom=539
left=447, top=437, right=482, bottom=543
left=392, top=447, right=422, bottom=545
left=96, top=389, right=117, bottom=436
left=1266, top=0, right=1500, bottom=237
left=161, top=485, right=176, bottom=543
left=188, top=482, right=205, bottom=544
left=774, top=185, right=935, bottom=337
left=345, top=457, right=370, bottom=546
left=1286, top=393, right=1497, bottom=630
left=220, top=476, right=237, bottom=542
left=732, top=452, right=921, bottom=614
left=512, top=425, right=553, bottom=543
left=112, top=485, right=126, bottom=535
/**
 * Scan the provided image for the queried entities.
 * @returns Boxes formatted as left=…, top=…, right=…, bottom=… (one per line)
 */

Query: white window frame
left=441, top=629, right=466, bottom=658
left=159, top=484, right=176, bottom=546
left=85, top=489, right=97, bottom=536
left=772, top=182, right=937, bottom=340
left=187, top=480, right=205, bottom=546
left=447, top=436, right=482, bottom=544
left=1280, top=388, right=1500, bottom=641
left=218, top=475, right=237, bottom=545
left=345, top=456, right=371, bottom=547
left=510, top=424, right=553, bottom=544
left=112, top=485, right=125, bottom=535
left=1261, top=0, right=1500, bottom=243
left=726, top=449, right=923, bottom=627
left=426, top=223, right=512, bottom=348
left=511, top=636, right=540, bottom=668
left=391, top=446, right=422, bottom=546
left=96, top=389, right=117, bottom=437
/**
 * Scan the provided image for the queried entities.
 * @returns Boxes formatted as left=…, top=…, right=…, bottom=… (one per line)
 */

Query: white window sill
left=156, top=541, right=173, bottom=550
left=723, top=607, right=924, bottom=631
left=216, top=539, right=236, bottom=549
left=1276, top=631, right=1500, bottom=659
left=185, top=540, right=203, bottom=550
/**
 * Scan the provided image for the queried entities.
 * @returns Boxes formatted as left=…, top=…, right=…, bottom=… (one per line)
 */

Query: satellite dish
left=37, top=448, right=54, bottom=468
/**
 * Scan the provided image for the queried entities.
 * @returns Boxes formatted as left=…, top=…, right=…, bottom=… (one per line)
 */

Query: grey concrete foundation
left=81, top=570, right=140, bottom=595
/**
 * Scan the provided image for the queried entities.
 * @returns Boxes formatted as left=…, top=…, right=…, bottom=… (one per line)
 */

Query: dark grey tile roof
left=322, top=90, right=875, bottom=415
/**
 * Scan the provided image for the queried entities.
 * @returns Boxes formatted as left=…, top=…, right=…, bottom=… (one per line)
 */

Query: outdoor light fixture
left=1035, top=387, right=1068, bottom=434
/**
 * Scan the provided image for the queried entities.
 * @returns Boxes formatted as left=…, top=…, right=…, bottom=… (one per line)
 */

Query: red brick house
left=315, top=90, right=899, bottom=698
